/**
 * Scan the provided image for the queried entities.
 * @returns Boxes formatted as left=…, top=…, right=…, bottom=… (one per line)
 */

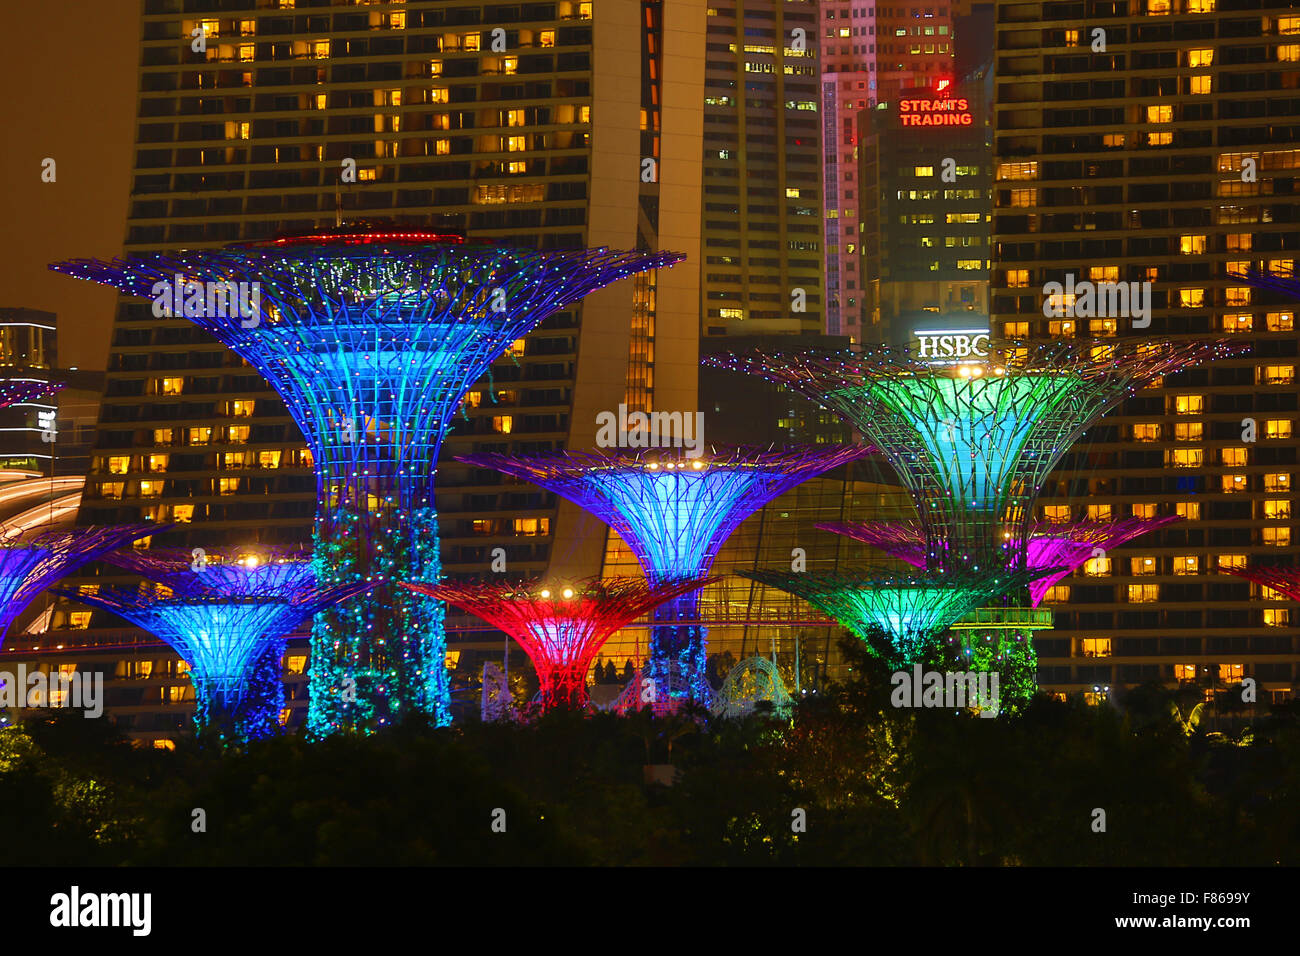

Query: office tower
left=858, top=69, right=992, bottom=346
left=991, top=0, right=1300, bottom=706
left=701, top=0, right=824, bottom=336
left=25, top=0, right=708, bottom=742
left=820, top=2, right=955, bottom=340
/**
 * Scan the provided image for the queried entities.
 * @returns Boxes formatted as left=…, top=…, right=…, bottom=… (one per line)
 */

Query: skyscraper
left=991, top=0, right=1300, bottom=707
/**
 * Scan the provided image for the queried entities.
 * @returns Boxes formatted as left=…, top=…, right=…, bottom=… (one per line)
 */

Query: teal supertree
left=51, top=227, right=681, bottom=734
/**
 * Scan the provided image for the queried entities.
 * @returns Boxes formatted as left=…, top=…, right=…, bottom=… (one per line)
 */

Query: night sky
left=0, top=1, right=141, bottom=370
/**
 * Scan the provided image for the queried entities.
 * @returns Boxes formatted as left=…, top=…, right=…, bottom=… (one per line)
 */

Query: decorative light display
left=459, top=445, right=870, bottom=705
left=818, top=515, right=1183, bottom=606
left=1222, top=565, right=1300, bottom=601
left=403, top=577, right=711, bottom=713
left=0, top=525, right=155, bottom=649
left=736, top=568, right=1046, bottom=669
left=0, top=379, right=62, bottom=410
left=704, top=339, right=1234, bottom=572
left=56, top=550, right=371, bottom=742
left=52, top=230, right=682, bottom=735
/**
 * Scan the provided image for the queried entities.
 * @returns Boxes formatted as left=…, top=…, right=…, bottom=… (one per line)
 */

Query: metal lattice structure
left=737, top=567, right=1046, bottom=668
left=1222, top=565, right=1300, bottom=601
left=52, top=230, right=682, bottom=736
left=705, top=339, right=1234, bottom=572
left=403, top=577, right=710, bottom=713
left=0, top=379, right=61, bottom=411
left=55, top=566, right=371, bottom=741
left=712, top=656, right=794, bottom=720
left=459, top=444, right=870, bottom=705
left=102, top=546, right=317, bottom=597
left=818, top=515, right=1183, bottom=606
left=0, top=524, right=155, bottom=647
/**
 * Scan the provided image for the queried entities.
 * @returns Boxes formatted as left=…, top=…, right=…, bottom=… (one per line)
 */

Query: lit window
left=1145, top=0, right=1170, bottom=13
left=1086, top=503, right=1112, bottom=521
left=1173, top=556, right=1199, bottom=575
left=1174, top=394, right=1204, bottom=415
left=139, top=480, right=163, bottom=498
left=506, top=135, right=526, bottom=152
left=1186, top=0, right=1214, bottom=11
left=1179, top=235, right=1207, bottom=255
left=1187, top=48, right=1213, bottom=67
left=1266, top=419, right=1293, bottom=439
left=1174, top=664, right=1197, bottom=681
left=1084, top=556, right=1111, bottom=576
left=147, top=454, right=168, bottom=473
left=914, top=165, right=934, bottom=177
left=513, top=517, right=550, bottom=536
left=172, top=504, right=195, bottom=523
left=159, top=377, right=184, bottom=395
left=503, top=56, right=518, bottom=75
left=1179, top=289, right=1205, bottom=308
left=1132, top=423, right=1160, bottom=441
left=1223, top=313, right=1252, bottom=333
left=1267, top=311, right=1295, bottom=331
left=189, top=427, right=212, bottom=445
left=1131, top=556, right=1157, bottom=576
left=1189, top=75, right=1211, bottom=94
left=1221, top=447, right=1248, bottom=467
left=1225, top=287, right=1251, bottom=307
left=1264, top=608, right=1289, bottom=627
left=313, top=39, right=330, bottom=59
left=1263, top=527, right=1291, bottom=547
left=1131, top=503, right=1158, bottom=520
left=1176, top=502, right=1200, bottom=521
left=1281, top=17, right=1300, bottom=34
left=1218, top=554, right=1246, bottom=570
left=539, top=30, right=555, bottom=47
left=218, top=478, right=240, bottom=495
left=1265, top=473, right=1291, bottom=492
left=1169, top=449, right=1203, bottom=468
left=239, top=44, right=254, bottom=63
left=287, top=655, right=307, bottom=675
left=1041, top=505, right=1072, bottom=524
left=492, top=416, right=514, bottom=434
left=435, top=139, right=450, bottom=155
left=1222, top=474, right=1247, bottom=493
left=69, top=611, right=92, bottom=629
left=1065, top=28, right=1080, bottom=44
left=1146, top=105, right=1173, bottom=123
left=100, top=482, right=124, bottom=500
left=1174, top=422, right=1202, bottom=441
left=1005, top=269, right=1029, bottom=288
left=258, top=450, right=282, bottom=468
left=431, top=87, right=449, bottom=104
left=228, top=425, right=250, bottom=443
left=1261, top=365, right=1295, bottom=385
left=1048, top=320, right=1076, bottom=337
left=1127, top=585, right=1159, bottom=604
left=1280, top=45, right=1300, bottom=62
left=108, top=456, right=130, bottom=475
left=1264, top=499, right=1291, bottom=519
left=1042, top=585, right=1070, bottom=603
left=1004, top=322, right=1029, bottom=337
left=463, top=32, right=481, bottom=52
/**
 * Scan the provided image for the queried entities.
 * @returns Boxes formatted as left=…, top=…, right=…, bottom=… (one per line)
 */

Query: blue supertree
left=0, top=525, right=155, bottom=648
left=55, top=548, right=371, bottom=742
left=51, top=227, right=682, bottom=735
left=459, top=445, right=870, bottom=708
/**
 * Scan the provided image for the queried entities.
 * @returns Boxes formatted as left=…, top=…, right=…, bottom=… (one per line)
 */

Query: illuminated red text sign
left=898, top=97, right=972, bottom=127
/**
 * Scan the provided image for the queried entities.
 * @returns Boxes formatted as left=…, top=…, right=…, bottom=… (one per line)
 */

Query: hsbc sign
left=915, top=329, right=990, bottom=360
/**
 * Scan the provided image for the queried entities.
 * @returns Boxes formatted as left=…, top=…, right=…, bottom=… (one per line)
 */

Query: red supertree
left=1222, top=565, right=1300, bottom=601
left=402, top=576, right=712, bottom=712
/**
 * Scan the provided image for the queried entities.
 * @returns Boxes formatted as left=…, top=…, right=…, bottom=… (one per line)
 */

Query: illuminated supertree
left=1228, top=266, right=1300, bottom=302
left=818, top=515, right=1183, bottom=606
left=705, top=339, right=1232, bottom=572
left=55, top=557, right=371, bottom=742
left=736, top=567, right=1045, bottom=670
left=1222, top=565, right=1300, bottom=601
left=403, top=577, right=710, bottom=713
left=52, top=227, right=681, bottom=735
left=459, top=445, right=871, bottom=706
left=0, top=379, right=62, bottom=410
left=0, top=525, right=155, bottom=648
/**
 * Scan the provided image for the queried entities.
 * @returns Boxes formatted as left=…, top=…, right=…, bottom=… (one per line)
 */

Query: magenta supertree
left=0, top=524, right=156, bottom=648
left=458, top=444, right=871, bottom=707
left=51, top=227, right=682, bottom=735
left=818, top=516, right=1184, bottom=606
left=403, top=577, right=711, bottom=713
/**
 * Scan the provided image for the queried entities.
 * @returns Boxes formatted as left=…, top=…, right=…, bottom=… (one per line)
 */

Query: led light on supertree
left=459, top=444, right=871, bottom=707
left=736, top=568, right=1046, bottom=670
left=0, top=378, right=62, bottom=410
left=52, top=228, right=682, bottom=735
left=403, top=577, right=711, bottom=713
left=705, top=339, right=1234, bottom=573
left=818, top=515, right=1183, bottom=606
left=55, top=560, right=371, bottom=742
left=0, top=524, right=156, bottom=649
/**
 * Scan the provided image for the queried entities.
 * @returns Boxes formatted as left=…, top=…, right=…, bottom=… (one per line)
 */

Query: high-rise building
left=819, top=2, right=955, bottom=340
left=992, top=0, right=1300, bottom=706
left=24, top=0, right=709, bottom=741
left=701, top=1, right=824, bottom=336
left=858, top=70, right=993, bottom=346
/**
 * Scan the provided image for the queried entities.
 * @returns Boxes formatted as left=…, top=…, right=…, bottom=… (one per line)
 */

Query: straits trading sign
left=898, top=94, right=973, bottom=127
left=915, top=328, right=990, bottom=360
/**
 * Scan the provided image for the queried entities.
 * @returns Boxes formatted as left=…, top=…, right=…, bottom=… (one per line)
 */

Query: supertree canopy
left=1228, top=266, right=1300, bottom=302
left=0, top=378, right=62, bottom=410
left=52, top=228, right=682, bottom=735
left=403, top=576, right=711, bottom=712
left=56, top=551, right=371, bottom=742
left=737, top=568, right=1046, bottom=669
left=705, top=339, right=1233, bottom=573
left=0, top=524, right=156, bottom=648
left=1222, top=564, right=1300, bottom=601
left=818, top=515, right=1183, bottom=606
left=459, top=444, right=871, bottom=706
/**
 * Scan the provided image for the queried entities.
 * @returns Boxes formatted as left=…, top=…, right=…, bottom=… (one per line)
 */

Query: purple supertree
left=817, top=516, right=1184, bottom=606
left=51, top=227, right=682, bottom=735
left=0, top=379, right=62, bottom=411
left=0, top=524, right=155, bottom=648
left=459, top=444, right=871, bottom=707
left=57, top=546, right=371, bottom=742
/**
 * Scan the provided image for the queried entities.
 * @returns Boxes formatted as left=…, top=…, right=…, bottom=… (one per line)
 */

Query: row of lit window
left=1044, top=499, right=1291, bottom=525
left=471, top=517, right=550, bottom=536
left=1005, top=315, right=1294, bottom=340
left=1074, top=553, right=1288, bottom=577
